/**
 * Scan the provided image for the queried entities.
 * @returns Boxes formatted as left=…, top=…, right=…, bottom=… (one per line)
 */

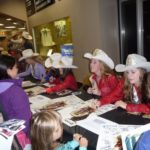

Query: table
left=25, top=82, right=150, bottom=150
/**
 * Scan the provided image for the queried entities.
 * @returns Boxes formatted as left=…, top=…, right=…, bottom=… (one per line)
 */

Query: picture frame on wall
left=35, top=0, right=55, bottom=12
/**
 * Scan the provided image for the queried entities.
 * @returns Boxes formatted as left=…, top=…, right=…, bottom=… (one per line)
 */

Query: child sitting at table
left=135, top=130, right=150, bottom=150
left=44, top=53, right=77, bottom=93
left=97, top=54, right=150, bottom=114
left=30, top=110, right=88, bottom=150
left=18, top=49, right=46, bottom=81
left=141, top=72, right=150, bottom=105
left=84, top=49, right=118, bottom=97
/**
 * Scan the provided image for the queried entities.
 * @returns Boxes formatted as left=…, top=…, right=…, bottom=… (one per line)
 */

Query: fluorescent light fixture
left=6, top=18, right=12, bottom=21
left=13, top=22, right=18, bottom=25
left=5, top=26, right=16, bottom=29
left=0, top=23, right=4, bottom=26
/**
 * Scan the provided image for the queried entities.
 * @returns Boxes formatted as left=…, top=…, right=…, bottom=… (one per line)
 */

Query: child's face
left=25, top=58, right=34, bottom=64
left=126, top=68, right=141, bottom=85
left=7, top=64, right=18, bottom=79
left=53, top=125, right=63, bottom=141
left=90, top=59, right=102, bottom=75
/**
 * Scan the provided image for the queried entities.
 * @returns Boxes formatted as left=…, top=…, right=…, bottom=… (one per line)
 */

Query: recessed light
left=6, top=18, right=12, bottom=21
left=13, top=22, right=18, bottom=25
left=0, top=23, right=4, bottom=26
left=5, top=26, right=16, bottom=29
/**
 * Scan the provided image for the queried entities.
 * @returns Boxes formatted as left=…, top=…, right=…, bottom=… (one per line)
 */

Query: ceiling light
left=6, top=18, right=12, bottom=21
left=5, top=26, right=16, bottom=29
left=0, top=23, right=4, bottom=26
left=13, top=22, right=18, bottom=25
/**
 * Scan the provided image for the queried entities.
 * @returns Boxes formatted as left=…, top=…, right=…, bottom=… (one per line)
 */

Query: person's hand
left=79, top=137, right=88, bottom=147
left=49, top=76, right=56, bottom=83
left=91, top=100, right=99, bottom=110
left=87, top=87, right=93, bottom=94
left=92, top=87, right=101, bottom=96
left=73, top=133, right=82, bottom=142
left=40, top=78, right=46, bottom=83
left=115, top=100, right=127, bottom=109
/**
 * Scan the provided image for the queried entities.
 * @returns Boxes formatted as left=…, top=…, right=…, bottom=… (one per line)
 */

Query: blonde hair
left=123, top=68, right=146, bottom=102
left=99, top=60, right=115, bottom=76
left=30, top=111, right=63, bottom=150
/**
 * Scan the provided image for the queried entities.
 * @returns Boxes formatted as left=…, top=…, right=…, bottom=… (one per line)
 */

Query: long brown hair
left=142, top=72, right=150, bottom=103
left=123, top=68, right=146, bottom=102
left=30, top=111, right=63, bottom=150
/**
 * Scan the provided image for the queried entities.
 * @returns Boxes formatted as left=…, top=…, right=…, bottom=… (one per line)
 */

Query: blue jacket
left=18, top=62, right=46, bottom=80
left=135, top=130, right=150, bottom=150
left=56, top=140, right=87, bottom=150
left=0, top=79, right=31, bottom=135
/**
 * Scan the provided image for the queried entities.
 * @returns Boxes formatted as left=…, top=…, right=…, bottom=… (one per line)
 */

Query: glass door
left=143, top=0, right=150, bottom=61
left=118, top=0, right=150, bottom=62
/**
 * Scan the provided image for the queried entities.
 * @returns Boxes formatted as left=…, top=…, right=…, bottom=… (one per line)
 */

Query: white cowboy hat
left=84, top=49, right=114, bottom=69
left=11, top=30, right=19, bottom=37
left=45, top=53, right=77, bottom=69
left=47, top=49, right=53, bottom=57
left=45, top=53, right=61, bottom=68
left=22, top=31, right=32, bottom=40
left=19, top=49, right=39, bottom=61
left=115, top=54, right=150, bottom=72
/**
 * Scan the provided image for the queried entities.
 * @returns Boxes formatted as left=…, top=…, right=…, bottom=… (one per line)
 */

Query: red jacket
left=46, top=74, right=77, bottom=93
left=92, top=74, right=118, bottom=97
left=100, top=79, right=150, bottom=114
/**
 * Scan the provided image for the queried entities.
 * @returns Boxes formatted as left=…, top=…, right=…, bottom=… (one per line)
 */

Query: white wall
left=28, top=0, right=120, bottom=82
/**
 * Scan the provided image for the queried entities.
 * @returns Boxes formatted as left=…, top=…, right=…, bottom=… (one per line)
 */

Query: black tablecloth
left=100, top=108, right=150, bottom=125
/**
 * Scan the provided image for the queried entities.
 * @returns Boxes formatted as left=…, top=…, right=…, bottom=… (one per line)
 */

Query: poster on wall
left=25, top=0, right=36, bottom=17
left=54, top=20, right=67, bottom=38
left=35, top=0, right=55, bottom=12
left=25, top=0, right=55, bottom=16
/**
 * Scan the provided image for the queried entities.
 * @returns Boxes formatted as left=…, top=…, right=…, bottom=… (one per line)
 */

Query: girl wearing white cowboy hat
left=21, top=31, right=33, bottom=50
left=43, top=52, right=77, bottom=93
left=18, top=49, right=46, bottom=81
left=84, top=49, right=118, bottom=98
left=99, top=54, right=150, bottom=114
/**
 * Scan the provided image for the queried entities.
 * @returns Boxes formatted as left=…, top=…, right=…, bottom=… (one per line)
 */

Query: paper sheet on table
left=29, top=95, right=52, bottom=104
left=50, top=95, right=85, bottom=106
left=22, top=81, right=36, bottom=88
left=96, top=104, right=116, bottom=115
left=0, top=135, right=14, bottom=150
left=77, top=114, right=117, bottom=135
left=30, top=95, right=52, bottom=111
left=58, top=107, right=76, bottom=127
left=96, top=124, right=142, bottom=150
left=25, top=86, right=45, bottom=96
left=85, top=100, right=116, bottom=115
left=43, top=82, right=55, bottom=87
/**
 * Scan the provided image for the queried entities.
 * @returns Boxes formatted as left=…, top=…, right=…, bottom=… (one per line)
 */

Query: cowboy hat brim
left=45, top=58, right=52, bottom=68
left=84, top=52, right=114, bottom=69
left=53, top=64, right=78, bottom=69
left=115, top=62, right=150, bottom=72
left=23, top=35, right=32, bottom=40
left=19, top=53, right=39, bottom=61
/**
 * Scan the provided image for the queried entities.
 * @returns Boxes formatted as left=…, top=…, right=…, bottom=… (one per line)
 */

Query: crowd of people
left=0, top=30, right=150, bottom=149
